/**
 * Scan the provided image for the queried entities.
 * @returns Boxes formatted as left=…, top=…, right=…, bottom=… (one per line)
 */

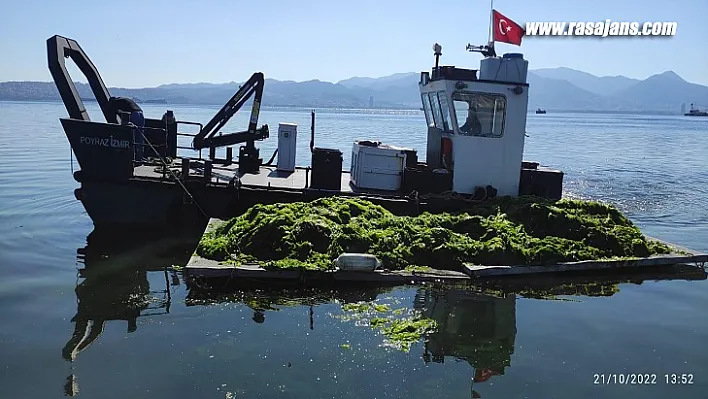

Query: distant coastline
left=0, top=99, right=689, bottom=116
left=2, top=67, right=706, bottom=113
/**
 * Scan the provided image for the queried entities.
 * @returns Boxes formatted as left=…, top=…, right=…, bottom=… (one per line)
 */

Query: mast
left=488, top=0, right=494, bottom=45
left=487, top=0, right=495, bottom=56
left=465, top=0, right=496, bottom=57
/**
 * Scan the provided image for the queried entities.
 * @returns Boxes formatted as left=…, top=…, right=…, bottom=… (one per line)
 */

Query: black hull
left=75, top=180, right=186, bottom=229
left=73, top=178, right=247, bottom=229
left=72, top=176, right=318, bottom=229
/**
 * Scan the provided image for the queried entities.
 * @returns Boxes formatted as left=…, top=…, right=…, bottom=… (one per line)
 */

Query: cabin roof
left=420, top=65, right=529, bottom=88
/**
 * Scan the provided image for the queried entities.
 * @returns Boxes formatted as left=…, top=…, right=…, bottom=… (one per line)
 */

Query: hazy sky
left=1, top=0, right=706, bottom=87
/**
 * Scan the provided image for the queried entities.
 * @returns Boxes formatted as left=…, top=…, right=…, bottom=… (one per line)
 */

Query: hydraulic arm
left=47, top=35, right=115, bottom=123
left=191, top=72, right=269, bottom=173
left=191, top=72, right=267, bottom=150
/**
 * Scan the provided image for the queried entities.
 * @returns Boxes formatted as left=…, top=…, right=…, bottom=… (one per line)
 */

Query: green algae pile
left=196, top=196, right=672, bottom=271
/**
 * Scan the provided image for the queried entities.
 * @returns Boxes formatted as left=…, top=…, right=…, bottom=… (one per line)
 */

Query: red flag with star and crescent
left=492, top=10, right=525, bottom=46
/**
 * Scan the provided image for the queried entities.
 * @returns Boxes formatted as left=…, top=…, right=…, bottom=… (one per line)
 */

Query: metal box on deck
left=277, top=123, right=297, bottom=172
left=310, top=148, right=342, bottom=190
left=350, top=141, right=413, bottom=191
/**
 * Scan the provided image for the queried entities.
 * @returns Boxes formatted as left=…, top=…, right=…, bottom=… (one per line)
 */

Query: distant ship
left=130, top=97, right=168, bottom=104
left=535, top=108, right=546, bottom=114
left=144, top=99, right=168, bottom=104
left=685, top=103, right=708, bottom=117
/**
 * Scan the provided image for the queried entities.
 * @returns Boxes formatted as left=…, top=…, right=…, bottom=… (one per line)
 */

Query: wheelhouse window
left=421, top=93, right=434, bottom=127
left=452, top=92, right=506, bottom=137
left=425, top=92, right=453, bottom=132
left=436, top=92, right=453, bottom=133
left=428, top=92, right=444, bottom=130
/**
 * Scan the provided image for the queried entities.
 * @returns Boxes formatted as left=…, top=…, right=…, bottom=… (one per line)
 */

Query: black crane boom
left=191, top=72, right=269, bottom=150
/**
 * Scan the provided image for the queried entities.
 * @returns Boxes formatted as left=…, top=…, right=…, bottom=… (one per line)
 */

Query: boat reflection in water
left=414, top=265, right=706, bottom=398
left=416, top=288, right=516, bottom=393
left=62, top=229, right=706, bottom=398
left=187, top=281, right=394, bottom=329
left=62, top=227, right=201, bottom=396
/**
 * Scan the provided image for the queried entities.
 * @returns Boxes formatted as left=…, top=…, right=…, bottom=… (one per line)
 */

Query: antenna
left=466, top=42, right=496, bottom=58
left=466, top=0, right=497, bottom=58
left=433, top=43, right=442, bottom=69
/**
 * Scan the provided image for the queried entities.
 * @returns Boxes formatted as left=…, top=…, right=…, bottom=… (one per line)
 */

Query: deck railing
left=175, top=121, right=204, bottom=160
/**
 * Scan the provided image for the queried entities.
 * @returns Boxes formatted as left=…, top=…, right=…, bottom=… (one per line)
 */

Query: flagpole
left=487, top=0, right=495, bottom=56
left=488, top=0, right=494, bottom=45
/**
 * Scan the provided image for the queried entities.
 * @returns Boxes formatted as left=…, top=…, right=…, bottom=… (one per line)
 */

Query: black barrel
left=519, top=167, right=564, bottom=200
left=311, top=148, right=343, bottom=190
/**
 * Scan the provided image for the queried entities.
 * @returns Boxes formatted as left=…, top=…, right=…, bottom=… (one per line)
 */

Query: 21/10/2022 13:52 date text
left=593, top=374, right=694, bottom=385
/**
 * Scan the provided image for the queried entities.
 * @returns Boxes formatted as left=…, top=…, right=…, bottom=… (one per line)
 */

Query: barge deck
left=135, top=162, right=379, bottom=195
left=184, top=218, right=708, bottom=284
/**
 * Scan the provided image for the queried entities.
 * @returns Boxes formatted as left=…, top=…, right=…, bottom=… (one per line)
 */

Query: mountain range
left=1, top=67, right=707, bottom=113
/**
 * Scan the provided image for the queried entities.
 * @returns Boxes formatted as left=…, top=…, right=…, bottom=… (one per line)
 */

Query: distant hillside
left=612, top=71, right=708, bottom=112
left=526, top=72, right=622, bottom=111
left=2, top=67, right=707, bottom=113
left=338, top=72, right=418, bottom=89
left=532, top=67, right=640, bottom=96
left=0, top=78, right=413, bottom=109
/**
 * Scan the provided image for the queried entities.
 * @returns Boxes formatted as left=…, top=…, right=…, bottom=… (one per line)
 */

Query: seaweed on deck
left=195, top=196, right=673, bottom=271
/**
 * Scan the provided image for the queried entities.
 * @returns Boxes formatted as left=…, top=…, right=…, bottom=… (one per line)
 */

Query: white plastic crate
left=350, top=141, right=413, bottom=191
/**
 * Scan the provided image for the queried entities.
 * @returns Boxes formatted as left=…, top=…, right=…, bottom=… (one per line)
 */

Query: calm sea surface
left=0, top=101, right=707, bottom=399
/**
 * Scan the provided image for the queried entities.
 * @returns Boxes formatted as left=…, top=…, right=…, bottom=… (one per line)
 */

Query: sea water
left=0, top=101, right=706, bottom=398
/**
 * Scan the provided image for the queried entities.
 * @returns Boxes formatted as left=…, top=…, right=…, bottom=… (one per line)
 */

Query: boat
left=47, top=35, right=564, bottom=229
left=143, top=99, right=168, bottom=104
left=685, top=103, right=708, bottom=117
left=535, top=108, right=546, bottom=114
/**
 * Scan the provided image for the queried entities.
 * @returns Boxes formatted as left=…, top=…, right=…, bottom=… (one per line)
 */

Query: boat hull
left=74, top=179, right=197, bottom=229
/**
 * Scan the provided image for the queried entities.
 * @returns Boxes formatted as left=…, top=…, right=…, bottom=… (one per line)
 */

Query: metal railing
left=130, top=125, right=169, bottom=167
left=175, top=120, right=204, bottom=160
left=125, top=119, right=207, bottom=164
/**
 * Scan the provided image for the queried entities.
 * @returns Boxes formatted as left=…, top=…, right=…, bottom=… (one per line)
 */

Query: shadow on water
left=62, top=226, right=203, bottom=396
left=60, top=225, right=707, bottom=397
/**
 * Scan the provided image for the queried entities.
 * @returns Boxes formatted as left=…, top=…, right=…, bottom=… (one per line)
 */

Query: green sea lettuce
left=196, top=196, right=673, bottom=271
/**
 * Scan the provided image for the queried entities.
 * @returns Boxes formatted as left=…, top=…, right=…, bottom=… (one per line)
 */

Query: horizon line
left=0, top=67, right=700, bottom=89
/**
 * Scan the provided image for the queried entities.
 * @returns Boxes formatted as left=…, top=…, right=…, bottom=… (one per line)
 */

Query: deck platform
left=463, top=251, right=708, bottom=278
left=134, top=161, right=358, bottom=193
left=183, top=219, right=708, bottom=284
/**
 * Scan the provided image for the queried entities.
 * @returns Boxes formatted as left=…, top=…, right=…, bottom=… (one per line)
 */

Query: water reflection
left=477, top=264, right=707, bottom=300
left=187, top=282, right=394, bottom=329
left=62, top=227, right=201, bottom=396
left=61, top=228, right=706, bottom=398
left=416, top=289, right=516, bottom=390
left=62, top=264, right=152, bottom=360
left=415, top=266, right=706, bottom=398
left=182, top=265, right=705, bottom=398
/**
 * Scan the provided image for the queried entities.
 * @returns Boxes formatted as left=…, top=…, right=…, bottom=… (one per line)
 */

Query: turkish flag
left=492, top=10, right=525, bottom=46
